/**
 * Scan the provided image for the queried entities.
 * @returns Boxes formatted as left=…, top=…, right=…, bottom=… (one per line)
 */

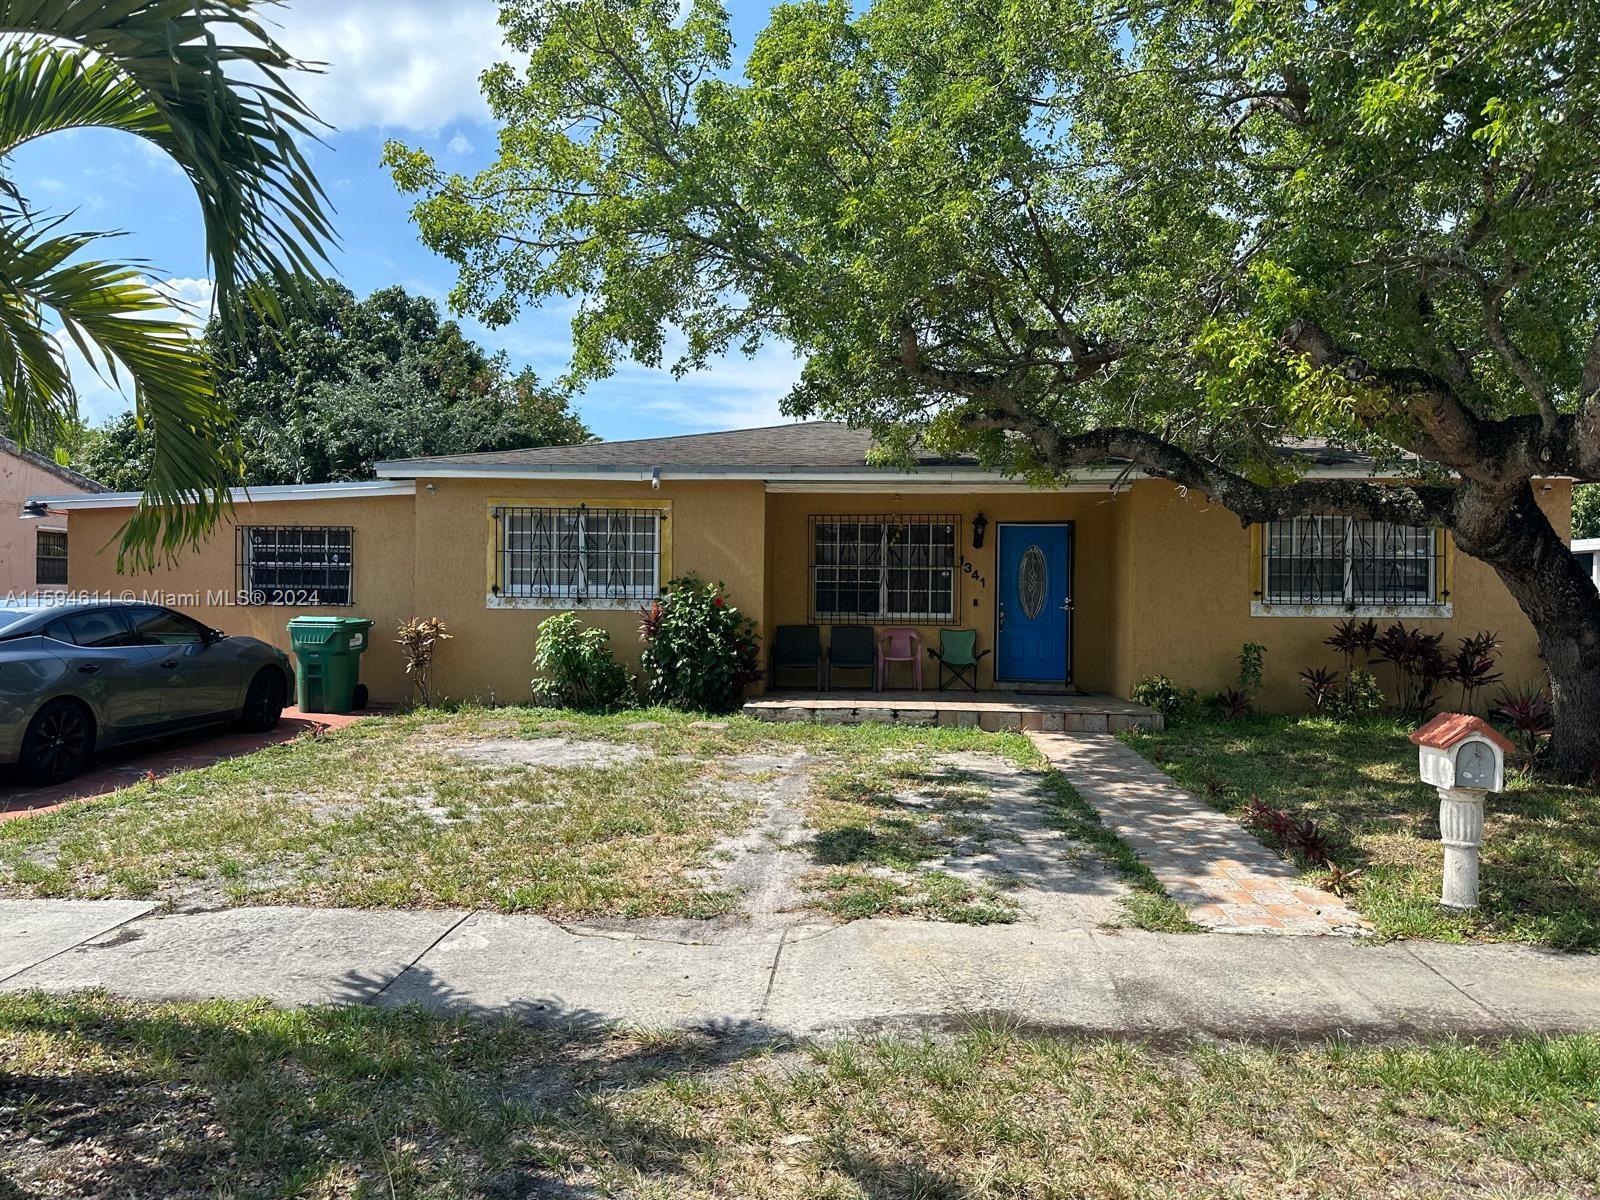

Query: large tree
left=0, top=1, right=334, bottom=564
left=387, top=0, right=1600, bottom=776
left=75, top=280, right=591, bottom=489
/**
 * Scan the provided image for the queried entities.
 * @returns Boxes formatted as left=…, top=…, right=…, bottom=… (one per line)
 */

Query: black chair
left=827, top=626, right=876, bottom=689
left=770, top=625, right=824, bottom=690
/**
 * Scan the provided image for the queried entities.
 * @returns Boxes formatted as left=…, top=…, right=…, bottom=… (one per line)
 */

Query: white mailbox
left=1409, top=714, right=1514, bottom=910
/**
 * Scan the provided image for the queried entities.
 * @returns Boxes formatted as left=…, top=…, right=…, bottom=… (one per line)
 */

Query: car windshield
left=0, top=609, right=40, bottom=635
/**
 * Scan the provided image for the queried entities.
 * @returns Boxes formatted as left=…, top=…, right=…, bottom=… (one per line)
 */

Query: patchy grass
left=2, top=993, right=1598, bottom=1199
left=0, top=707, right=1175, bottom=928
left=1122, top=713, right=1600, bottom=949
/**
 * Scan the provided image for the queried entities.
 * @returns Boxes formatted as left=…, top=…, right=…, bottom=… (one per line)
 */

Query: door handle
left=997, top=602, right=1005, bottom=631
left=160, top=660, right=179, bottom=670
left=77, top=663, right=102, bottom=675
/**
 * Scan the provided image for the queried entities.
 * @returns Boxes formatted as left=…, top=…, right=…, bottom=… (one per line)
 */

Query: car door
left=41, top=609, right=170, bottom=740
left=125, top=606, right=242, bottom=723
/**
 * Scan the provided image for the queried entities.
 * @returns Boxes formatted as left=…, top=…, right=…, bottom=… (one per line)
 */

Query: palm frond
left=0, top=216, right=241, bottom=569
left=0, top=0, right=334, bottom=561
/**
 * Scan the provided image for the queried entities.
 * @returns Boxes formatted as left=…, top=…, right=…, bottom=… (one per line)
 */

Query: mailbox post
left=1408, top=714, right=1512, bottom=910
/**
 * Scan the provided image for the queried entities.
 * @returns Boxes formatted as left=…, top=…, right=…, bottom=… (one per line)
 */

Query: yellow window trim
left=484, top=498, right=673, bottom=602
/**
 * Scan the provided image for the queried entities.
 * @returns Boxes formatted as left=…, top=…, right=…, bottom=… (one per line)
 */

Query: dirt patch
left=447, top=738, right=656, bottom=770
left=921, top=752, right=1129, bottom=927
left=696, top=752, right=818, bottom=922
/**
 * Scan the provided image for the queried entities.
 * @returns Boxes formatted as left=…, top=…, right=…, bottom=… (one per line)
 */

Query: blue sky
left=9, top=0, right=802, bottom=443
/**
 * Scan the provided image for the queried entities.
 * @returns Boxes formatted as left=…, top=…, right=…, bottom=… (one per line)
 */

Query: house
left=3, top=436, right=105, bottom=597
left=28, top=421, right=1570, bottom=708
left=1574, top=537, right=1600, bottom=593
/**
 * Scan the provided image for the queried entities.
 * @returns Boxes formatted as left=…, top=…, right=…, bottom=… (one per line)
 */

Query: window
left=35, top=530, right=67, bottom=586
left=45, top=608, right=137, bottom=648
left=493, top=505, right=662, bottom=606
left=1259, top=516, right=1443, bottom=609
left=125, top=605, right=208, bottom=646
left=810, top=515, right=958, bottom=623
left=238, top=526, right=353, bottom=606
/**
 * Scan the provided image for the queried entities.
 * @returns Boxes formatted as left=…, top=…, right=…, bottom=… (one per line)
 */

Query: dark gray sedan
left=0, top=602, right=294, bottom=784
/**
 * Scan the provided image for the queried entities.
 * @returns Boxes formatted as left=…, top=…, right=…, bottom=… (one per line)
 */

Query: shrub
left=1324, top=617, right=1378, bottom=675
left=1212, top=685, right=1253, bottom=719
left=1325, top=668, right=1384, bottom=722
left=1446, top=630, right=1503, bottom=713
left=1374, top=621, right=1447, bottom=720
left=1236, top=641, right=1266, bottom=695
left=531, top=612, right=634, bottom=711
left=395, top=616, right=451, bottom=707
left=1492, top=682, right=1554, bottom=768
left=1131, top=674, right=1197, bottom=717
left=639, top=575, right=761, bottom=712
left=1300, top=665, right=1342, bottom=713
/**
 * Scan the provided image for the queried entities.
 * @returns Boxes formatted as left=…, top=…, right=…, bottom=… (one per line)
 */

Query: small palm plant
left=0, top=1, right=333, bottom=566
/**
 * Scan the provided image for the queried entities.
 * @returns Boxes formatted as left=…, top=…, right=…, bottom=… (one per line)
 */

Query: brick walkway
left=1029, top=733, right=1367, bottom=935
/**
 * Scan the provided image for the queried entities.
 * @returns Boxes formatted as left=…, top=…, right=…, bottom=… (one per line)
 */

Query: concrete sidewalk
left=1, top=901, right=1595, bottom=1040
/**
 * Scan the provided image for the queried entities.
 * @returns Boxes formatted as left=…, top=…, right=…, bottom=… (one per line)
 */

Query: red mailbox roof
left=1409, top=713, right=1515, bottom=755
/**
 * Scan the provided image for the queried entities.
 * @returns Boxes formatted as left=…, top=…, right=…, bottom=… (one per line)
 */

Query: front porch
left=742, top=690, right=1165, bottom=732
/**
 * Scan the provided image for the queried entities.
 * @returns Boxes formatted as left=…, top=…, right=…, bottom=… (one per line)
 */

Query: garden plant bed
left=0, top=709, right=1168, bottom=931
left=1, top=992, right=1596, bottom=1198
left=1121, top=714, right=1600, bottom=950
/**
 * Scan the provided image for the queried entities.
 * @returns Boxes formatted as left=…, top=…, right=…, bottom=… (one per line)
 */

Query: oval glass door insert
left=1019, top=545, right=1048, bottom=619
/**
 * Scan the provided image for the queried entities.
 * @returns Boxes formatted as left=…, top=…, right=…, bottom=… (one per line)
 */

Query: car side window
left=128, top=606, right=207, bottom=647
left=47, top=610, right=138, bottom=649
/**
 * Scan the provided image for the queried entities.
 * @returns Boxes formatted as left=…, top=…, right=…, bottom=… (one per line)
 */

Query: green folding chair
left=927, top=628, right=991, bottom=691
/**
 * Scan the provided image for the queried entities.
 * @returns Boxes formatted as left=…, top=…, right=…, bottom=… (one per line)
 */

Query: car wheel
left=238, top=669, right=287, bottom=733
left=20, top=700, right=94, bottom=785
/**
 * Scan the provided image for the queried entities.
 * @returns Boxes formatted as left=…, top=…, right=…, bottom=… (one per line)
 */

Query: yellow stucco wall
left=764, top=489, right=1126, bottom=692
left=60, top=474, right=1568, bottom=712
left=66, top=496, right=419, bottom=701
left=410, top=477, right=767, bottom=703
left=1113, top=479, right=1569, bottom=708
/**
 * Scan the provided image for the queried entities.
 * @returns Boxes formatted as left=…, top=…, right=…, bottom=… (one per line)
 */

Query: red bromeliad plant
left=1493, top=684, right=1555, bottom=769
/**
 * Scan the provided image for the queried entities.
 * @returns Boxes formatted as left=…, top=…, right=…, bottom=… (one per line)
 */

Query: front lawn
left=1122, top=714, right=1600, bottom=950
left=2, top=992, right=1596, bottom=1198
left=0, top=708, right=1167, bottom=928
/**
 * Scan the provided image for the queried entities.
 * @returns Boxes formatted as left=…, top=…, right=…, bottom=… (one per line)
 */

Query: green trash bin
left=287, top=616, right=374, bottom=714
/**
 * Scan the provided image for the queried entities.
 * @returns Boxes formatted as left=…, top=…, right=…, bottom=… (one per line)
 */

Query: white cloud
left=262, top=1, right=507, bottom=132
left=62, top=277, right=215, bottom=425
left=585, top=343, right=806, bottom=433
left=446, top=130, right=474, bottom=156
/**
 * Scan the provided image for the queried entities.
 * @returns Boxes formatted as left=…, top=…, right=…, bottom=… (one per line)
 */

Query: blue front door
left=997, top=524, right=1071, bottom=683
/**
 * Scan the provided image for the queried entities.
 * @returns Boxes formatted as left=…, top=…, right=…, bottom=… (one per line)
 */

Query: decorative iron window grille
left=493, top=505, right=662, bottom=605
left=35, top=530, right=67, bottom=585
left=809, top=515, right=959, bottom=623
left=237, top=526, right=354, bottom=606
left=1259, top=517, right=1445, bottom=607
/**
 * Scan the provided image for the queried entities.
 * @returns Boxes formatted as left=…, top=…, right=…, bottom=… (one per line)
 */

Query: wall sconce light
left=971, top=511, right=988, bottom=549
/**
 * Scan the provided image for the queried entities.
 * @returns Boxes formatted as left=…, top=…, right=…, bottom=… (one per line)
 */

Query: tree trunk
left=1451, top=480, right=1600, bottom=780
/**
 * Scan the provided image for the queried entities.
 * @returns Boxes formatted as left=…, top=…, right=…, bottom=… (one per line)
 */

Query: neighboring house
left=29, top=421, right=1572, bottom=707
left=2, top=436, right=105, bottom=597
left=1574, top=538, right=1600, bottom=594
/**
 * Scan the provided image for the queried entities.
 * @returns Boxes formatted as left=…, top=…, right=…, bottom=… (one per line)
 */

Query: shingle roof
left=377, top=420, right=1382, bottom=477
left=1, top=436, right=107, bottom=493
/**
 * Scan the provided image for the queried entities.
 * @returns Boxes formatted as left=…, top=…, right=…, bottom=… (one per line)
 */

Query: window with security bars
left=493, top=505, right=662, bottom=605
left=810, top=516, right=958, bottom=623
left=1260, top=517, right=1443, bottom=607
left=35, top=530, right=67, bottom=586
left=238, top=526, right=353, bottom=605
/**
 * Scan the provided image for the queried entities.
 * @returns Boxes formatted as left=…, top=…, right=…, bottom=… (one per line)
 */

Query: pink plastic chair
left=876, top=627, right=923, bottom=690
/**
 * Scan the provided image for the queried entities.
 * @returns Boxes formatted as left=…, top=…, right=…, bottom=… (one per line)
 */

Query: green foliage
left=531, top=613, right=635, bottom=712
left=1326, top=669, right=1385, bottom=724
left=73, top=281, right=591, bottom=490
left=0, top=3, right=334, bottom=567
left=1574, top=486, right=1600, bottom=542
left=1236, top=642, right=1267, bottom=695
left=639, top=576, right=761, bottom=713
left=1130, top=674, right=1197, bottom=718
left=387, top=0, right=1600, bottom=474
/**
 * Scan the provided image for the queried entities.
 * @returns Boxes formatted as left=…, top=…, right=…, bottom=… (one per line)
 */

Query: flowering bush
left=639, top=576, right=761, bottom=712
left=532, top=612, right=634, bottom=711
